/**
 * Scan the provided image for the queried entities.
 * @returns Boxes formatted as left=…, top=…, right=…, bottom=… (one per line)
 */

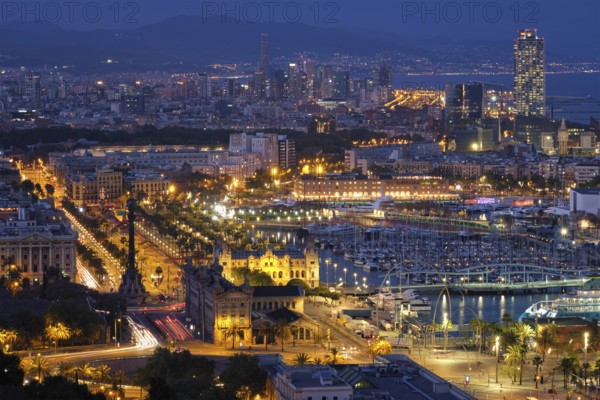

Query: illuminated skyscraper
left=514, top=29, right=545, bottom=117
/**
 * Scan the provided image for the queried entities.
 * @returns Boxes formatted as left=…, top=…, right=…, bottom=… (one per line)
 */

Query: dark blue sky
left=4, top=0, right=599, bottom=58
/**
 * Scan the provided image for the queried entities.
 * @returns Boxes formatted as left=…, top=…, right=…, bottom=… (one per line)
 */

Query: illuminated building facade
left=514, top=29, right=545, bottom=117
left=219, top=246, right=320, bottom=288
left=185, top=261, right=307, bottom=346
left=294, top=174, right=455, bottom=201
left=0, top=206, right=77, bottom=284
left=65, top=166, right=123, bottom=206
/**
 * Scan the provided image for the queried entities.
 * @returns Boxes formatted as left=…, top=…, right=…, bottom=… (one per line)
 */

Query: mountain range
left=0, top=16, right=538, bottom=72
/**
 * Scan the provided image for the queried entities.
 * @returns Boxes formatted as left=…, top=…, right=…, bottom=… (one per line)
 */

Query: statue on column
left=119, top=198, right=147, bottom=299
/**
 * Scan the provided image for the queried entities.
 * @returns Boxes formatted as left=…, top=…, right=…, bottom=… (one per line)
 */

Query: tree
left=223, top=324, right=244, bottom=349
left=325, top=347, right=343, bottom=365
left=146, top=376, right=176, bottom=400
left=293, top=353, right=311, bottom=366
left=273, top=320, right=290, bottom=352
left=231, top=268, right=274, bottom=286
left=583, top=362, right=591, bottom=391
left=537, top=324, right=557, bottom=362
left=219, top=353, right=267, bottom=400
left=312, top=357, right=324, bottom=366
left=45, top=323, right=72, bottom=351
left=94, top=364, right=111, bottom=383
left=368, top=338, right=393, bottom=363
left=55, top=362, right=74, bottom=380
left=594, top=358, right=600, bottom=385
left=560, top=356, right=577, bottom=389
left=532, top=355, right=543, bottom=388
left=258, top=321, right=273, bottom=350
left=113, top=369, right=127, bottom=389
left=505, top=343, right=527, bottom=384
left=289, top=325, right=299, bottom=347
left=136, top=347, right=217, bottom=399
left=21, top=354, right=50, bottom=382
left=0, top=329, right=17, bottom=352
left=74, top=361, right=96, bottom=382
left=45, top=183, right=55, bottom=197
left=21, top=180, right=34, bottom=194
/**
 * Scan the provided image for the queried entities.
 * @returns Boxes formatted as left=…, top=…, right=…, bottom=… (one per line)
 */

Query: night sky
left=2, top=0, right=598, bottom=58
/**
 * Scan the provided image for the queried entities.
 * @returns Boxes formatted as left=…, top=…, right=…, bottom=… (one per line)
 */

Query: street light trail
left=76, top=258, right=100, bottom=290
left=43, top=315, right=159, bottom=363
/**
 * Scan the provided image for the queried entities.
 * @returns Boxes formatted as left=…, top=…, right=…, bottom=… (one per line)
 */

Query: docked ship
left=520, top=277, right=600, bottom=321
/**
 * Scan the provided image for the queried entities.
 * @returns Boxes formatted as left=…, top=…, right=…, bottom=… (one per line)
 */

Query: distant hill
left=0, top=16, right=514, bottom=72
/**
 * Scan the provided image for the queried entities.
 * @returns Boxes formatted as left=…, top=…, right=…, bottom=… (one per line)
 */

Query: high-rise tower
left=259, top=33, right=269, bottom=74
left=514, top=29, right=545, bottom=117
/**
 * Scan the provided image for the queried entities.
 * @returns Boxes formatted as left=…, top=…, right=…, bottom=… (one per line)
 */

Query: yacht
left=520, top=277, right=600, bottom=321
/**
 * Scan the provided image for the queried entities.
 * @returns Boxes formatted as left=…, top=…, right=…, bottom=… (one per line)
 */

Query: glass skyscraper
left=514, top=29, right=545, bottom=117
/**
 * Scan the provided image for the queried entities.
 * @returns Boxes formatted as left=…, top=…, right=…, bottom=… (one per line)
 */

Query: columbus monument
left=118, top=198, right=146, bottom=298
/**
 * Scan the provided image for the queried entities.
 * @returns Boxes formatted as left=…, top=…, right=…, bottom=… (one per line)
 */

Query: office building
left=514, top=29, right=545, bottom=117
left=23, top=72, right=41, bottom=105
left=332, top=71, right=350, bottom=100
left=197, top=73, right=210, bottom=100
left=445, top=83, right=484, bottom=131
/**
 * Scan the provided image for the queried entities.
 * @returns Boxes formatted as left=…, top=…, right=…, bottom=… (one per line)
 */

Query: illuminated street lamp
left=114, top=316, right=122, bottom=348
left=353, top=272, right=358, bottom=287
left=333, top=263, right=338, bottom=287
left=343, top=268, right=347, bottom=288
left=495, top=336, right=500, bottom=383
left=585, top=331, right=589, bottom=364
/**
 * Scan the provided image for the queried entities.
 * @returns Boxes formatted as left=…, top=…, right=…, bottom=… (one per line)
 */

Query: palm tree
left=289, top=325, right=299, bottom=347
left=223, top=324, right=244, bottom=349
left=74, top=361, right=96, bottom=382
left=273, top=320, right=290, bottom=352
left=368, top=338, right=393, bottom=363
left=22, top=355, right=50, bottom=382
left=325, top=347, right=342, bottom=365
left=583, top=362, right=591, bottom=391
left=293, top=353, right=311, bottom=366
left=312, top=357, right=324, bottom=366
left=595, top=358, right=600, bottom=385
left=532, top=355, right=543, bottom=388
left=537, top=325, right=557, bottom=362
left=512, top=321, right=535, bottom=344
left=95, top=364, right=112, bottom=384
left=560, top=356, right=577, bottom=389
left=258, top=321, right=273, bottom=350
left=469, top=318, right=481, bottom=348
left=113, top=370, right=127, bottom=389
left=0, top=329, right=17, bottom=352
left=505, top=343, right=527, bottom=384
left=55, top=362, right=74, bottom=380
left=45, top=323, right=72, bottom=352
